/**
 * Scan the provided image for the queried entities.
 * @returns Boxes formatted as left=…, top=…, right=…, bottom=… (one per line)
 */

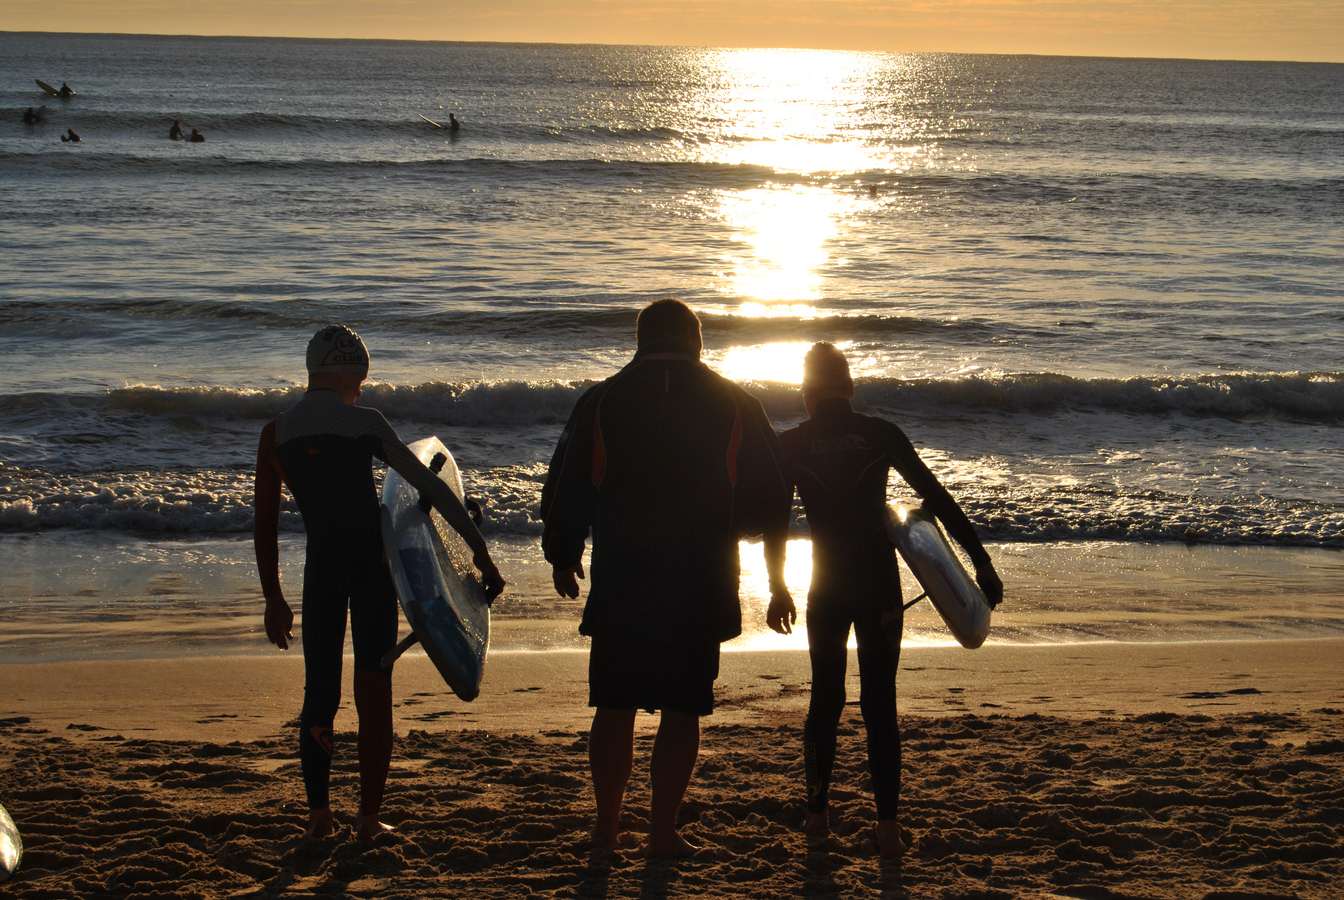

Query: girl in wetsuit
left=764, top=342, right=1003, bottom=858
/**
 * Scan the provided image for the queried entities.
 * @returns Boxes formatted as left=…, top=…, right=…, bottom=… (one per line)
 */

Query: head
left=635, top=299, right=702, bottom=357
left=801, top=341, right=854, bottom=416
left=306, top=324, right=370, bottom=401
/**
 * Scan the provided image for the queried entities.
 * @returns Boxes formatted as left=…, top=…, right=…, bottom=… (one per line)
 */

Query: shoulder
left=861, top=413, right=913, bottom=450
left=353, top=404, right=398, bottom=439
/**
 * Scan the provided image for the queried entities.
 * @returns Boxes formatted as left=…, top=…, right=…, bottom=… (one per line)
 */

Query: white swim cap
left=306, top=324, right=370, bottom=376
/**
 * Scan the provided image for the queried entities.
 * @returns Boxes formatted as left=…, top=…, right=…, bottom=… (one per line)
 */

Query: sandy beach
left=2, top=640, right=1341, bottom=897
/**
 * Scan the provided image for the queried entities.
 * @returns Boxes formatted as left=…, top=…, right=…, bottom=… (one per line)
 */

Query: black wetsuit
left=778, top=398, right=989, bottom=819
left=272, top=390, right=401, bottom=810
left=541, top=352, right=789, bottom=715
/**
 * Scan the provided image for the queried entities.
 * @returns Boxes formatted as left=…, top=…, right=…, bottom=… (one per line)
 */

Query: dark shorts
left=588, top=632, right=720, bottom=717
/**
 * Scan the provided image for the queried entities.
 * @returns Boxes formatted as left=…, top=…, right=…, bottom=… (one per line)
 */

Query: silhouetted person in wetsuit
left=60, top=128, right=80, bottom=143
left=448, top=113, right=461, bottom=132
left=541, top=299, right=789, bottom=858
left=22, top=108, right=37, bottom=125
left=254, top=324, right=505, bottom=842
left=58, top=82, right=73, bottom=99
left=764, top=342, right=1003, bottom=859
left=189, top=127, right=204, bottom=143
left=169, top=119, right=184, bottom=140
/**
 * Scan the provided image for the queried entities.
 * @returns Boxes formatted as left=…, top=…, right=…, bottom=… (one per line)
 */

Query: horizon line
left=2, top=28, right=1340, bottom=66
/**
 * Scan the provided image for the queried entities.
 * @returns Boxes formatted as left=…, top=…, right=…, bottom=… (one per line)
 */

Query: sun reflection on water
left=701, top=47, right=894, bottom=175
left=717, top=185, right=860, bottom=304
left=711, top=339, right=877, bottom=385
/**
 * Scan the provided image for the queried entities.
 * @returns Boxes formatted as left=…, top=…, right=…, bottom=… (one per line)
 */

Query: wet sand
left=1, top=640, right=1342, bottom=896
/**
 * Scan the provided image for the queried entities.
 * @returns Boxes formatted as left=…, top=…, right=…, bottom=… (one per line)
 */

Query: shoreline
left=2, top=639, right=1340, bottom=742
left=3, top=532, right=1342, bottom=664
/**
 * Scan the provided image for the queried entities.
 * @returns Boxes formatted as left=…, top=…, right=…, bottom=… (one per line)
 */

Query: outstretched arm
left=886, top=424, right=1003, bottom=607
left=254, top=422, right=294, bottom=648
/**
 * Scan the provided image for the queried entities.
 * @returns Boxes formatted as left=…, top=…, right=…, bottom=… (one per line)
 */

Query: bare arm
left=254, top=422, right=294, bottom=648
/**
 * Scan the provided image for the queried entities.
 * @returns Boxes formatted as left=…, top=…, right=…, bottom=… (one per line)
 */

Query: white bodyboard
left=886, top=503, right=991, bottom=649
left=380, top=437, right=490, bottom=700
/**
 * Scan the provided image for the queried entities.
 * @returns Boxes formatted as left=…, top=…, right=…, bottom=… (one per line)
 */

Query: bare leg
left=648, top=710, right=700, bottom=857
left=876, top=819, right=905, bottom=858
left=354, top=669, right=394, bottom=841
left=589, top=707, right=636, bottom=851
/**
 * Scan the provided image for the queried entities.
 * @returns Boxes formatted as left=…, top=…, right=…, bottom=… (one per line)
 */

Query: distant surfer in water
left=448, top=113, right=461, bottom=132
left=60, top=128, right=80, bottom=143
left=764, top=342, right=1002, bottom=858
left=22, top=107, right=38, bottom=125
left=189, top=127, right=205, bottom=143
left=541, top=300, right=790, bottom=858
left=58, top=82, right=73, bottom=98
left=169, top=119, right=184, bottom=140
left=253, top=325, right=505, bottom=842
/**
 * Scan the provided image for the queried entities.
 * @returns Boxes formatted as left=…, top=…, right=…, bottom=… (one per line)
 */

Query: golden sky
left=4, top=1, right=1341, bottom=62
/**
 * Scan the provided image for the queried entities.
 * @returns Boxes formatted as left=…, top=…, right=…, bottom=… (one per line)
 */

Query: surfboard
left=886, top=503, right=991, bottom=649
left=418, top=113, right=444, bottom=129
left=0, top=801, right=21, bottom=882
left=35, top=79, right=59, bottom=97
left=380, top=436, right=490, bottom=701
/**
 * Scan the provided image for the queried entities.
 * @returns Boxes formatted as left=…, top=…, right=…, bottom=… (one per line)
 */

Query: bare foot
left=355, top=815, right=395, bottom=843
left=645, top=832, right=700, bottom=859
left=876, top=820, right=905, bottom=859
left=304, top=808, right=335, bottom=840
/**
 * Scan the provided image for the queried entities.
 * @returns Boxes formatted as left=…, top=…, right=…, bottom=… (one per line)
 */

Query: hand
left=475, top=555, right=506, bottom=602
left=265, top=595, right=294, bottom=650
left=552, top=561, right=585, bottom=599
left=767, top=588, right=797, bottom=635
left=976, top=564, right=1004, bottom=609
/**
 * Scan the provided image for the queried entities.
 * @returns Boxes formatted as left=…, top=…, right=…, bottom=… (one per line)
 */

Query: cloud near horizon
left=2, top=0, right=1340, bottom=62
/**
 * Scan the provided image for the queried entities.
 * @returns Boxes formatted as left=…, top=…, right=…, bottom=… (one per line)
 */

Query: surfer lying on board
left=254, top=324, right=506, bottom=842
left=764, top=342, right=1003, bottom=859
left=541, top=299, right=790, bottom=858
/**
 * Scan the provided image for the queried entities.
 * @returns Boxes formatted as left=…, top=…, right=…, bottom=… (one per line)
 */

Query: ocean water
left=1, top=33, right=1341, bottom=657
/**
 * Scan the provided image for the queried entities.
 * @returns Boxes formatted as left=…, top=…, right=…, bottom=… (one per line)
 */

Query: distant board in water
left=35, top=79, right=73, bottom=98
left=886, top=503, right=991, bottom=649
left=418, top=113, right=444, bottom=129
left=380, top=436, right=490, bottom=701
left=0, top=801, right=21, bottom=881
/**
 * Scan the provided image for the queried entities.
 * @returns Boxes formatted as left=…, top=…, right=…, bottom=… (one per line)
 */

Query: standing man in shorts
left=254, top=324, right=505, bottom=841
left=541, top=300, right=789, bottom=857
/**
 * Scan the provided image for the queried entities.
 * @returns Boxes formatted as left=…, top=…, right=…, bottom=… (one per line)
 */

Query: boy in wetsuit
left=254, top=324, right=505, bottom=841
left=764, top=342, right=1003, bottom=858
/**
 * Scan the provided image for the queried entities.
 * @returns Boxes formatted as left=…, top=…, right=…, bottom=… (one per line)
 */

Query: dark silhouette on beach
left=764, top=341, right=1003, bottom=858
left=541, top=299, right=790, bottom=858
